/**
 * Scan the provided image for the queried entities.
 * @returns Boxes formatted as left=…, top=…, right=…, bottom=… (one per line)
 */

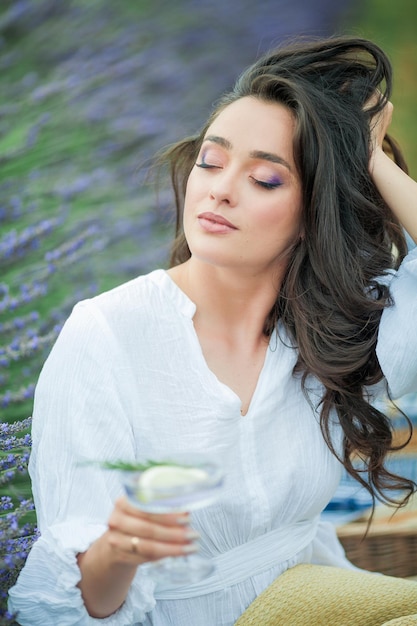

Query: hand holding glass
left=119, top=455, right=223, bottom=585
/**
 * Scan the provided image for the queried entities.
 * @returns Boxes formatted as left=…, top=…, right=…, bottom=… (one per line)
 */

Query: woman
left=9, top=36, right=417, bottom=625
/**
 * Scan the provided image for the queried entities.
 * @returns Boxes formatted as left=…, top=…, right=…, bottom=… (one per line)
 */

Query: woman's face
left=183, top=96, right=303, bottom=276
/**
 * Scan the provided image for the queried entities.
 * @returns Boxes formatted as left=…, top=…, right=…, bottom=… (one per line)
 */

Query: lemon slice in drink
left=137, top=465, right=208, bottom=503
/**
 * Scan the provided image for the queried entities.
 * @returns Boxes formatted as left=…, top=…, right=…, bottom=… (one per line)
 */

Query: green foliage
left=353, top=0, right=417, bottom=174
left=0, top=2, right=173, bottom=620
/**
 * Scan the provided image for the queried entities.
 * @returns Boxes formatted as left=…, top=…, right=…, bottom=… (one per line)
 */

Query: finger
left=108, top=511, right=199, bottom=545
left=106, top=529, right=199, bottom=565
left=124, top=534, right=199, bottom=563
left=377, top=101, right=394, bottom=130
left=109, top=499, right=199, bottom=544
left=363, top=89, right=381, bottom=112
left=116, top=496, right=191, bottom=527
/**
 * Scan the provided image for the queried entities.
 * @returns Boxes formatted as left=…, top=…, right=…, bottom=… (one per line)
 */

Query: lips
left=197, top=212, right=237, bottom=230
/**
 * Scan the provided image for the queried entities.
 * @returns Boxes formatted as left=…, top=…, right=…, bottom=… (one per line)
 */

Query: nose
left=209, top=169, right=238, bottom=207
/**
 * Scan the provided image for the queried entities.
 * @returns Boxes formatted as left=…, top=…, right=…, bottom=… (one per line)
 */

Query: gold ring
left=130, top=536, right=140, bottom=554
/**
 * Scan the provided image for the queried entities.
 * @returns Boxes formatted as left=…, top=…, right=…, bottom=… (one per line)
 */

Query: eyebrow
left=203, top=134, right=293, bottom=172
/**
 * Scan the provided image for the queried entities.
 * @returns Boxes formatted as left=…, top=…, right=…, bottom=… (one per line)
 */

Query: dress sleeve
left=8, top=301, right=156, bottom=625
left=376, top=247, right=417, bottom=399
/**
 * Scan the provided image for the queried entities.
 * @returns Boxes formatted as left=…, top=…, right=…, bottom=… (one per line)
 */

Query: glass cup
left=120, top=454, right=223, bottom=586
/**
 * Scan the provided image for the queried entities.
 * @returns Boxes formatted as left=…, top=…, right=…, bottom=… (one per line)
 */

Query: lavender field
left=1, top=0, right=416, bottom=621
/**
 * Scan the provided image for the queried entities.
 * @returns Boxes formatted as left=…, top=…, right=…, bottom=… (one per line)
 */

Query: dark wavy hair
left=159, top=36, right=415, bottom=512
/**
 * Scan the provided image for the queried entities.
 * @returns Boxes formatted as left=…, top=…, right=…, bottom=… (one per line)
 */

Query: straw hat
left=235, top=564, right=417, bottom=625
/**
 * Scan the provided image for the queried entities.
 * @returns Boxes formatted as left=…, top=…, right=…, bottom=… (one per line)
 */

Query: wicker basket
left=337, top=492, right=417, bottom=578
left=336, top=398, right=417, bottom=579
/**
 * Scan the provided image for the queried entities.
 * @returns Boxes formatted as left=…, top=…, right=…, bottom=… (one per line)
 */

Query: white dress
left=8, top=247, right=417, bottom=626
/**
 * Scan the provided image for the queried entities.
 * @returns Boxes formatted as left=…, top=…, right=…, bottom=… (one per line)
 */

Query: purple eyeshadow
left=267, top=175, right=282, bottom=185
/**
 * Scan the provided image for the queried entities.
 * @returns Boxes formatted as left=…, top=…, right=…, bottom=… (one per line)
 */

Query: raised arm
left=369, top=100, right=417, bottom=244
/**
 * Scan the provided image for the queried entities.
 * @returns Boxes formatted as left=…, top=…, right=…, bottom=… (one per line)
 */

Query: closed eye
left=251, top=177, right=283, bottom=190
left=195, top=162, right=221, bottom=169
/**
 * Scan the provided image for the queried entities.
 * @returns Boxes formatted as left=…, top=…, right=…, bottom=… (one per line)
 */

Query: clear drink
left=118, top=455, right=224, bottom=586
left=122, top=460, right=223, bottom=513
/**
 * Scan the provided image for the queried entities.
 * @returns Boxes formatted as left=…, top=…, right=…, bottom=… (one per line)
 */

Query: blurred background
left=0, top=0, right=416, bottom=618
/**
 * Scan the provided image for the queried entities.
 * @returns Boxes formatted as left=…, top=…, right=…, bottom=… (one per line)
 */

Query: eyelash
left=195, top=162, right=219, bottom=169
left=252, top=178, right=282, bottom=190
left=195, top=162, right=282, bottom=191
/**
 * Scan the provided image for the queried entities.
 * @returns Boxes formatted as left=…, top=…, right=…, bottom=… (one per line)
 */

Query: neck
left=168, top=258, right=282, bottom=344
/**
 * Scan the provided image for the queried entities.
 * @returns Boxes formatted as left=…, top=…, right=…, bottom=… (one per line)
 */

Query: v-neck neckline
left=191, top=324, right=275, bottom=418
left=156, top=269, right=276, bottom=416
